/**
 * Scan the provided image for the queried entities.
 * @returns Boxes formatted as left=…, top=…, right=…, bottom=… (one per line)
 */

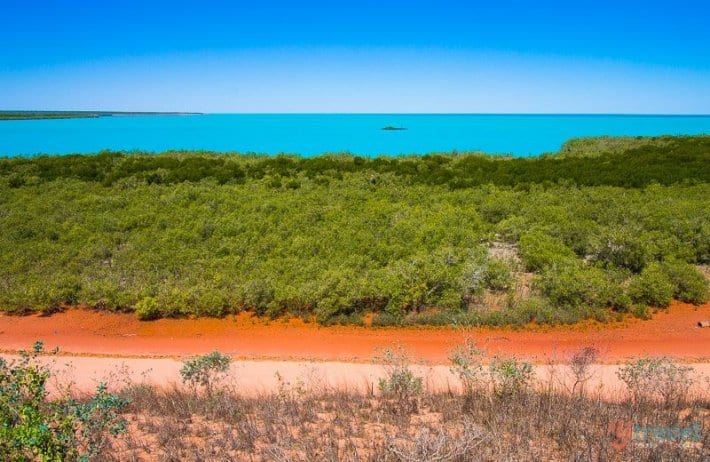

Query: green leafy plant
left=180, top=351, right=232, bottom=394
left=134, top=296, right=161, bottom=320
left=518, top=232, right=576, bottom=272
left=628, top=262, right=674, bottom=307
left=488, top=356, right=534, bottom=398
left=483, top=258, right=513, bottom=292
left=0, top=342, right=127, bottom=461
left=661, top=259, right=709, bottom=304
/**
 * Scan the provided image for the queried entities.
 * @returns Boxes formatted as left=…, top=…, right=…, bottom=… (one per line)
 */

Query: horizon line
left=2, top=110, right=710, bottom=117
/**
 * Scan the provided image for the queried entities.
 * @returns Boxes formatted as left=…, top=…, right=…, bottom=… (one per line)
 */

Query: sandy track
left=1, top=302, right=708, bottom=364
left=1, top=302, right=708, bottom=396
left=2, top=354, right=709, bottom=399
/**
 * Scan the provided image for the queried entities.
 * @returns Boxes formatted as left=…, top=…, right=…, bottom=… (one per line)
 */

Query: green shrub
left=535, top=263, right=628, bottom=310
left=628, top=262, right=674, bottom=307
left=377, top=347, right=423, bottom=413
left=631, top=304, right=651, bottom=320
left=617, top=357, right=695, bottom=407
left=449, top=339, right=486, bottom=398
left=240, top=280, right=275, bottom=314
left=518, top=232, right=577, bottom=272
left=0, top=342, right=127, bottom=461
left=507, top=297, right=566, bottom=325
left=488, top=356, right=534, bottom=398
left=661, top=260, right=709, bottom=304
left=180, top=351, right=232, bottom=394
left=588, top=227, right=649, bottom=272
left=135, top=296, right=161, bottom=320
left=483, top=258, right=513, bottom=292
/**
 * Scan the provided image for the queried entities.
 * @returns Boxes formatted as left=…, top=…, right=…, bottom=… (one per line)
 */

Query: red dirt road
left=1, top=302, right=708, bottom=364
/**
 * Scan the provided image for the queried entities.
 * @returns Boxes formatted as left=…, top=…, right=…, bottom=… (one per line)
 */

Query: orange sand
left=1, top=302, right=708, bottom=364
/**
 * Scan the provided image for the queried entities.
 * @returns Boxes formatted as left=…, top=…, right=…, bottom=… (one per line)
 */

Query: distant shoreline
left=0, top=111, right=203, bottom=121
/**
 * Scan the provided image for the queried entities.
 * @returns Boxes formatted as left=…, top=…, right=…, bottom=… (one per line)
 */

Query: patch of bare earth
left=0, top=302, right=708, bottom=363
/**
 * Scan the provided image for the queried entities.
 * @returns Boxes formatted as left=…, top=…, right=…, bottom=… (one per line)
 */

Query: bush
left=488, top=356, right=534, bottom=398
left=377, top=347, right=423, bottom=414
left=135, top=296, right=161, bottom=320
left=180, top=351, right=232, bottom=394
left=588, top=227, right=649, bottom=272
left=518, top=232, right=577, bottom=272
left=0, top=342, right=127, bottom=461
left=661, top=260, right=709, bottom=304
left=506, top=297, right=562, bottom=325
left=449, top=339, right=486, bottom=401
left=616, top=357, right=695, bottom=407
left=535, top=263, right=629, bottom=311
left=628, top=262, right=674, bottom=307
left=631, top=304, right=651, bottom=320
left=483, top=258, right=513, bottom=292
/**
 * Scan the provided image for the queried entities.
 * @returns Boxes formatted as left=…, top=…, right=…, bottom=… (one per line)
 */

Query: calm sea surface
left=1, top=114, right=709, bottom=157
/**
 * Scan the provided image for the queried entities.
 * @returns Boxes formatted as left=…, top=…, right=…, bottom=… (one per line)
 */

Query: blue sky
left=1, top=0, right=709, bottom=113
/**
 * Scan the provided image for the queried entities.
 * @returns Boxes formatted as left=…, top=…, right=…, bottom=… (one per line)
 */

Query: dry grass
left=91, top=357, right=708, bottom=461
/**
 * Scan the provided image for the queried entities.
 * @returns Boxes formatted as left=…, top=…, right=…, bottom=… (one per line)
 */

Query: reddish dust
left=0, top=302, right=708, bottom=364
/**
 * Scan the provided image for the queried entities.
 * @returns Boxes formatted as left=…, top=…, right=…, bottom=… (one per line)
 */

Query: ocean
left=1, top=113, right=709, bottom=157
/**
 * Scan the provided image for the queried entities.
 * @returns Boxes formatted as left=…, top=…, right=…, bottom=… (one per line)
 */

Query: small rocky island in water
left=381, top=125, right=407, bottom=131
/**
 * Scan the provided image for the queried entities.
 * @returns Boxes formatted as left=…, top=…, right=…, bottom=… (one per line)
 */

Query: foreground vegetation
left=0, top=343, right=127, bottom=461
left=0, top=136, right=708, bottom=325
left=3, top=344, right=707, bottom=461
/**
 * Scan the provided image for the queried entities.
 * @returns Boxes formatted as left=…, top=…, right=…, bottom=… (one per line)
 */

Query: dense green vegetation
left=2, top=135, right=709, bottom=188
left=0, top=136, right=708, bottom=325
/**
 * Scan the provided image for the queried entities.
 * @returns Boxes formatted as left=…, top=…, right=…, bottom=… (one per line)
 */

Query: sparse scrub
left=616, top=356, right=696, bottom=408
left=386, top=423, right=488, bottom=462
left=1, top=342, right=700, bottom=460
left=376, top=347, right=424, bottom=414
left=100, top=350, right=708, bottom=461
left=448, top=338, right=486, bottom=405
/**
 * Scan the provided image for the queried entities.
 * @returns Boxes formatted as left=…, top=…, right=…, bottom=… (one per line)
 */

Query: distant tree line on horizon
left=0, top=135, right=708, bottom=325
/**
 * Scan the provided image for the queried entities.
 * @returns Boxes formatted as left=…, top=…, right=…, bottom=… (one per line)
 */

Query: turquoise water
left=1, top=114, right=710, bottom=157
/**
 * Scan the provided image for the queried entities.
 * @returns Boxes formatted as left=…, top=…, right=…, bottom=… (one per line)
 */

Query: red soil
left=0, top=302, right=708, bottom=364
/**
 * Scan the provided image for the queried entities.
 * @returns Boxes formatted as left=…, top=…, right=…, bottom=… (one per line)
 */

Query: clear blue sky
left=1, top=0, right=709, bottom=113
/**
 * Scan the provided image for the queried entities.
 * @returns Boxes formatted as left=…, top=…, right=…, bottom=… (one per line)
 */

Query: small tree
left=180, top=351, right=232, bottom=394
left=568, top=346, right=599, bottom=396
